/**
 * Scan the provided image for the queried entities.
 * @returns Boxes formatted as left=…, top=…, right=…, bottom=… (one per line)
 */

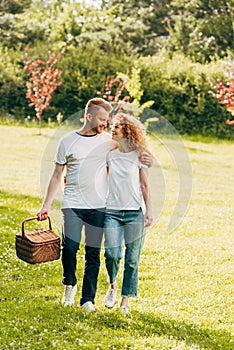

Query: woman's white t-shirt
left=106, top=149, right=146, bottom=210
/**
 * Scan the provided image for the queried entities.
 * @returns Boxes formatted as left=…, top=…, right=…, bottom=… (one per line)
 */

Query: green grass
left=0, top=125, right=233, bottom=350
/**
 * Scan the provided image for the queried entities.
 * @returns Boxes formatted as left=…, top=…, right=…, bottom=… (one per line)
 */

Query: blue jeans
left=104, top=208, right=144, bottom=298
left=61, top=208, right=105, bottom=305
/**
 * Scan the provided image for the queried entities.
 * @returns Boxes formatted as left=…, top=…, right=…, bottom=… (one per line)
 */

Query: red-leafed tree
left=213, top=71, right=234, bottom=126
left=22, top=47, right=65, bottom=134
left=97, top=75, right=130, bottom=103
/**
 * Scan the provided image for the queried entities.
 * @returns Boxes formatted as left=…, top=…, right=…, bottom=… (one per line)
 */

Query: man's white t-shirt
left=106, top=149, right=146, bottom=210
left=55, top=131, right=113, bottom=209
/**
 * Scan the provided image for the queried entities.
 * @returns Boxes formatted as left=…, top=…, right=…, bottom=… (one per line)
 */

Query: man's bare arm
left=140, top=149, right=155, bottom=168
left=37, top=163, right=65, bottom=220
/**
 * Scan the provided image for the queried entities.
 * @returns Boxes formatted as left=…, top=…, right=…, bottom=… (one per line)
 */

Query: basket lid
left=20, top=229, right=60, bottom=244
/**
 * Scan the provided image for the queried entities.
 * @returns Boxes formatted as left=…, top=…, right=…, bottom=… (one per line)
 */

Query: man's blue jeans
left=104, top=208, right=144, bottom=298
left=61, top=208, right=105, bottom=305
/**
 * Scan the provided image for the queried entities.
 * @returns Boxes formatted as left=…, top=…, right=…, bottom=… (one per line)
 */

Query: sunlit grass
left=0, top=126, right=233, bottom=349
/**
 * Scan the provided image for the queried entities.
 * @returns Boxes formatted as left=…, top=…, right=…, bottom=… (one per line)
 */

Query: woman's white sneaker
left=104, top=287, right=118, bottom=308
left=119, top=305, right=130, bottom=315
left=61, top=285, right=77, bottom=306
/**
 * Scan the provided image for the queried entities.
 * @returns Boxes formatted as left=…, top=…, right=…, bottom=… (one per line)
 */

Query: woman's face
left=111, top=122, right=125, bottom=139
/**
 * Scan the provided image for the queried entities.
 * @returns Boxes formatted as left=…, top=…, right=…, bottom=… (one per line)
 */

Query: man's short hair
left=85, top=98, right=112, bottom=118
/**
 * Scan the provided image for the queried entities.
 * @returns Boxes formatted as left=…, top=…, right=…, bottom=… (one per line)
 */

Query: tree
left=216, top=79, right=234, bottom=111
left=101, top=0, right=171, bottom=55
left=22, top=47, right=65, bottom=134
left=216, top=79, right=234, bottom=125
left=97, top=67, right=154, bottom=121
left=118, top=67, right=154, bottom=117
left=0, top=0, right=46, bottom=49
left=210, top=59, right=234, bottom=125
left=97, top=74, right=130, bottom=103
left=167, top=0, right=234, bottom=62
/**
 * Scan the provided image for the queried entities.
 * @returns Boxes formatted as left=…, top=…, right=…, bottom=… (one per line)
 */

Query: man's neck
left=77, top=126, right=97, bottom=136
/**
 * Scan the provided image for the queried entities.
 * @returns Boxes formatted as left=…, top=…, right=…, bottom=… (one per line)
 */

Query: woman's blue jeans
left=104, top=208, right=144, bottom=298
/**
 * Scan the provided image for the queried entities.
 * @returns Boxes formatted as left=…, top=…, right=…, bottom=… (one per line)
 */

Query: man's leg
left=80, top=208, right=105, bottom=307
left=61, top=208, right=83, bottom=285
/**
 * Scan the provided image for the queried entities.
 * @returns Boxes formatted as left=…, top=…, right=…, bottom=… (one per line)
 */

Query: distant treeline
left=0, top=0, right=233, bottom=138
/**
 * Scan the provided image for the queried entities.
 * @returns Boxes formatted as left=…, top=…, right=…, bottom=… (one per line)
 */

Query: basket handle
left=21, top=216, right=52, bottom=237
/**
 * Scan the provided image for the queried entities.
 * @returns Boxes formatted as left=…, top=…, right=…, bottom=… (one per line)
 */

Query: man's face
left=90, top=109, right=109, bottom=134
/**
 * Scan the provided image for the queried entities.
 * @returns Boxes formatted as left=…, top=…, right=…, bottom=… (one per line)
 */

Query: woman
left=104, top=113, right=153, bottom=314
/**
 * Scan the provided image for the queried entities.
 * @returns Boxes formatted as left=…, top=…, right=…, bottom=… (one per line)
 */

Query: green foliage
left=167, top=0, right=233, bottom=62
left=0, top=0, right=46, bottom=49
left=102, top=0, right=171, bottom=55
left=118, top=67, right=154, bottom=116
left=0, top=0, right=233, bottom=137
left=0, top=0, right=31, bottom=13
left=138, top=52, right=234, bottom=138
left=49, top=44, right=132, bottom=118
left=0, top=46, right=30, bottom=117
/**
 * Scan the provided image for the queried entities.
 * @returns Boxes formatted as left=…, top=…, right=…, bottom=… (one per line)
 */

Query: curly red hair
left=113, top=113, right=147, bottom=154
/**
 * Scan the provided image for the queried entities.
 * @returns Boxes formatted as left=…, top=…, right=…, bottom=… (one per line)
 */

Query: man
left=37, top=98, right=153, bottom=311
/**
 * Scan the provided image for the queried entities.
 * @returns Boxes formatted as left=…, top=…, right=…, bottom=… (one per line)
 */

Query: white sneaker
left=61, top=285, right=77, bottom=306
left=104, top=287, right=118, bottom=308
left=80, top=301, right=95, bottom=312
left=119, top=305, right=130, bottom=315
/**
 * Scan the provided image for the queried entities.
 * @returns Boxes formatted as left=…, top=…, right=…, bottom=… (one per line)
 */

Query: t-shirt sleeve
left=139, top=161, right=148, bottom=169
left=54, top=139, right=67, bottom=165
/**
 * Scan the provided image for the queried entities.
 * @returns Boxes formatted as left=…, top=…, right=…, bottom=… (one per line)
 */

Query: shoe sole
left=104, top=302, right=115, bottom=308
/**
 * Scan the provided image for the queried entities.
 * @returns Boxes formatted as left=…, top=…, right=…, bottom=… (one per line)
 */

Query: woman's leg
left=121, top=209, right=144, bottom=300
left=103, top=211, right=124, bottom=307
left=104, top=211, right=124, bottom=284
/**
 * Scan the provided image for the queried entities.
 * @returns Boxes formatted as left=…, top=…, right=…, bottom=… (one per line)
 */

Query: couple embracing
left=37, top=98, right=153, bottom=314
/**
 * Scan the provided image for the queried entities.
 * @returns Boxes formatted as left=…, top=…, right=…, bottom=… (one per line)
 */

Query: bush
left=138, top=52, right=234, bottom=138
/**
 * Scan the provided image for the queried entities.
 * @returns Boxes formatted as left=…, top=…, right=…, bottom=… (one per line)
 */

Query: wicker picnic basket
left=16, top=216, right=60, bottom=264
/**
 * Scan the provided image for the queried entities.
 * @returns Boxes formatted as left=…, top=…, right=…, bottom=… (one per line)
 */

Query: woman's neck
left=117, top=139, right=133, bottom=153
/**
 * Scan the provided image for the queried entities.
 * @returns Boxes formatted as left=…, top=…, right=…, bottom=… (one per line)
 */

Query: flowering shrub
left=22, top=47, right=65, bottom=133
left=210, top=62, right=234, bottom=126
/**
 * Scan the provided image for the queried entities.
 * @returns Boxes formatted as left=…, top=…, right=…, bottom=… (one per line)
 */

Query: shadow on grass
left=85, top=309, right=233, bottom=350
left=1, top=299, right=232, bottom=350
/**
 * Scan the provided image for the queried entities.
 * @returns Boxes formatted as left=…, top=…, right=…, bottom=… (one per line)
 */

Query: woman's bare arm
left=140, top=167, right=153, bottom=227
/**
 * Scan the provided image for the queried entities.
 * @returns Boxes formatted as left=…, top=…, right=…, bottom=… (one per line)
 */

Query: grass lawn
left=0, top=125, right=233, bottom=350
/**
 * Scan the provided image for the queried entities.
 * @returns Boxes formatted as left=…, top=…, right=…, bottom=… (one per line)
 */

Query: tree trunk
left=38, top=117, right=42, bottom=135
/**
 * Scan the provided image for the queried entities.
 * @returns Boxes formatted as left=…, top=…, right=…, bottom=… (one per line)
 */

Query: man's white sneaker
left=80, top=301, right=95, bottom=312
left=104, top=287, right=118, bottom=308
left=61, top=285, right=77, bottom=306
left=119, top=305, right=130, bottom=315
